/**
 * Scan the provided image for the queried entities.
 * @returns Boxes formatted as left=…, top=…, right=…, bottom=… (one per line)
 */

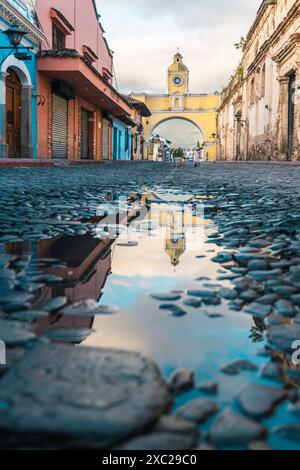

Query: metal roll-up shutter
left=102, top=118, right=109, bottom=160
left=52, top=94, right=68, bottom=159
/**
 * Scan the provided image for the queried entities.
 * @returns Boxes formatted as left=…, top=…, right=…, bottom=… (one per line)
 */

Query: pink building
left=36, top=0, right=131, bottom=160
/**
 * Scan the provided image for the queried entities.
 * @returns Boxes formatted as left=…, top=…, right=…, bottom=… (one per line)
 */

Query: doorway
left=6, top=69, right=21, bottom=157
left=288, top=72, right=296, bottom=160
left=81, top=109, right=93, bottom=159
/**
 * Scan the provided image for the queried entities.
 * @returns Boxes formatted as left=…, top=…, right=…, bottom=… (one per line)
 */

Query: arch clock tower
left=167, top=51, right=189, bottom=95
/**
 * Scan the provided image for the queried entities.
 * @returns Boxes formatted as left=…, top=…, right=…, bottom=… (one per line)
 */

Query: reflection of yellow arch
left=148, top=116, right=205, bottom=142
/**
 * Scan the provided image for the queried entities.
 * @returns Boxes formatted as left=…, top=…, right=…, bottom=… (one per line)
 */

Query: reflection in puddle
left=3, top=191, right=300, bottom=449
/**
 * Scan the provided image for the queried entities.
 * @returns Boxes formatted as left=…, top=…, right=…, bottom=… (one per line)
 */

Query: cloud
left=97, top=0, right=262, bottom=93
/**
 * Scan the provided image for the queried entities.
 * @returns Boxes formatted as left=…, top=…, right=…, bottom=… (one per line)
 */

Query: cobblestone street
left=1, top=162, right=300, bottom=450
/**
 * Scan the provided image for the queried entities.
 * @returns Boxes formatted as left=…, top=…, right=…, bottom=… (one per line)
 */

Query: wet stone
left=183, top=298, right=202, bottom=308
left=221, top=359, right=258, bottom=376
left=236, top=383, right=287, bottom=419
left=168, top=368, right=195, bottom=395
left=248, top=269, right=282, bottom=282
left=197, top=380, right=219, bottom=395
left=187, top=289, right=218, bottom=299
left=290, top=265, right=300, bottom=282
left=42, top=297, right=68, bottom=312
left=0, top=319, right=36, bottom=347
left=159, top=304, right=187, bottom=317
left=272, top=424, right=300, bottom=443
left=267, top=323, right=300, bottom=352
left=151, top=293, right=182, bottom=302
left=208, top=409, right=267, bottom=447
left=260, top=362, right=283, bottom=383
left=274, top=299, right=296, bottom=318
left=240, top=289, right=259, bottom=302
left=61, top=299, right=119, bottom=316
left=11, top=310, right=49, bottom=321
left=174, top=399, right=218, bottom=424
left=205, top=311, right=223, bottom=318
left=0, top=344, right=172, bottom=449
left=219, top=288, right=238, bottom=300
left=212, top=253, right=233, bottom=264
left=44, top=328, right=92, bottom=343
left=247, top=259, right=269, bottom=271
left=244, top=302, right=272, bottom=319
left=256, top=294, right=279, bottom=305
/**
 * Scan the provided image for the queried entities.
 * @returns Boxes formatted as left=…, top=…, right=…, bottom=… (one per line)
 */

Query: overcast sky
left=97, top=0, right=262, bottom=94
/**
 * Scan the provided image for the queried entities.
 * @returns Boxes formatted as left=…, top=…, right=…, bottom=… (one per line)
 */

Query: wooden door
left=6, top=70, right=21, bottom=158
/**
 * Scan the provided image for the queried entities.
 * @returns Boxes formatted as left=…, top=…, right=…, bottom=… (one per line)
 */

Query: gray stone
left=237, top=383, right=287, bottom=418
left=260, top=362, right=283, bottom=382
left=42, top=297, right=68, bottom=311
left=240, top=289, right=259, bottom=302
left=212, top=252, right=233, bottom=264
left=0, top=344, right=172, bottom=449
left=0, top=319, right=35, bottom=347
left=219, top=288, right=238, bottom=300
left=159, top=304, right=187, bottom=317
left=174, top=399, right=218, bottom=424
left=151, top=293, right=181, bottom=302
left=208, top=409, right=267, bottom=447
left=197, top=380, right=219, bottom=394
left=290, top=265, right=300, bottom=281
left=117, top=430, right=197, bottom=451
left=267, top=323, right=300, bottom=352
left=187, top=289, right=218, bottom=299
left=274, top=299, right=296, bottom=318
left=247, top=269, right=282, bottom=281
left=256, top=294, right=279, bottom=305
left=62, top=299, right=119, bottom=316
left=247, top=259, right=269, bottom=271
left=244, top=302, right=272, bottom=318
left=169, top=368, right=195, bottom=394
left=272, top=424, right=300, bottom=443
left=183, top=298, right=202, bottom=308
left=221, top=359, right=258, bottom=375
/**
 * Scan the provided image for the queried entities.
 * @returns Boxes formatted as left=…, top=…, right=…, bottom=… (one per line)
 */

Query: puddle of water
left=3, top=191, right=300, bottom=450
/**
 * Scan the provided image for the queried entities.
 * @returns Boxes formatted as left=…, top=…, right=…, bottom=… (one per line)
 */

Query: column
left=20, top=84, right=33, bottom=158
left=0, top=71, right=9, bottom=158
left=278, top=76, right=289, bottom=160
left=293, top=66, right=300, bottom=160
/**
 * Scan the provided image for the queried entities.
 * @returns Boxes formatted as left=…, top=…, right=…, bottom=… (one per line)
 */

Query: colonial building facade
left=218, top=0, right=300, bottom=161
left=0, top=0, right=44, bottom=158
left=132, top=52, right=220, bottom=161
left=36, top=0, right=132, bottom=160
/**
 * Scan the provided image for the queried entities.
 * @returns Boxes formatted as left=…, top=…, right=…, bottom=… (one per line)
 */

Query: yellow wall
left=132, top=93, right=220, bottom=161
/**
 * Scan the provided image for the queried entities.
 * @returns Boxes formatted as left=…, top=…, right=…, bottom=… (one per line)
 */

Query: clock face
left=173, top=76, right=183, bottom=86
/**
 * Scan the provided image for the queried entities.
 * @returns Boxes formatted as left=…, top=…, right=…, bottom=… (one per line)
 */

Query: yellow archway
left=131, top=51, right=220, bottom=161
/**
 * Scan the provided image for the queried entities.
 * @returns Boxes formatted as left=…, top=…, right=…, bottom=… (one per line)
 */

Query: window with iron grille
left=52, top=23, right=66, bottom=50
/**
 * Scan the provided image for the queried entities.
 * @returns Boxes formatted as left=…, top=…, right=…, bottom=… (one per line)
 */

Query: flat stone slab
left=236, top=383, right=287, bottom=418
left=0, top=344, right=172, bottom=449
left=174, top=399, right=218, bottom=424
left=208, top=409, right=267, bottom=447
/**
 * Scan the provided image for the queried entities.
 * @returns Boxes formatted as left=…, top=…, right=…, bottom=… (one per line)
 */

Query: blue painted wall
left=112, top=119, right=132, bottom=161
left=0, top=14, right=38, bottom=158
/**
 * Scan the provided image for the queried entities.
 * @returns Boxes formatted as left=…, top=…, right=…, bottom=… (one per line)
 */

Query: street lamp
left=235, top=111, right=247, bottom=128
left=3, top=24, right=28, bottom=48
left=0, top=23, right=33, bottom=65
